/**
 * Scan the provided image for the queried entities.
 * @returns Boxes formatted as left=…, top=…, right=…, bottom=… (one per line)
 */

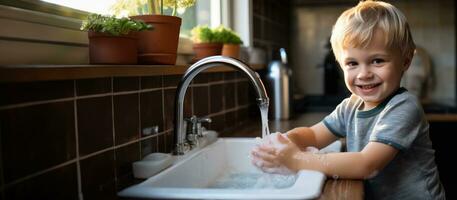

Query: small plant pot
left=193, top=43, right=223, bottom=61
left=222, top=44, right=241, bottom=59
left=88, top=31, right=138, bottom=64
left=131, top=15, right=181, bottom=65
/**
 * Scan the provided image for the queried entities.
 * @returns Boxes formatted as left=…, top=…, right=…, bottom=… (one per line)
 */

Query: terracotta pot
left=131, top=15, right=181, bottom=65
left=88, top=31, right=138, bottom=64
left=222, top=44, right=241, bottom=59
left=193, top=43, right=223, bottom=61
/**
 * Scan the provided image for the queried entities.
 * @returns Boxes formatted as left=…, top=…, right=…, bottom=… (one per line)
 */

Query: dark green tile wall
left=0, top=72, right=252, bottom=199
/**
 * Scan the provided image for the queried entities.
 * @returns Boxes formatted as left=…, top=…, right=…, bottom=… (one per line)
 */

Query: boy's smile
left=339, top=29, right=411, bottom=110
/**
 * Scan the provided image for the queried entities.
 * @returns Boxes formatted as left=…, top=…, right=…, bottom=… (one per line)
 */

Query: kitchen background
left=0, top=0, right=455, bottom=199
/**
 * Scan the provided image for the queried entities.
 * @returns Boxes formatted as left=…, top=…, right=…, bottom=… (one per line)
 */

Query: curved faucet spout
left=174, top=56, right=269, bottom=155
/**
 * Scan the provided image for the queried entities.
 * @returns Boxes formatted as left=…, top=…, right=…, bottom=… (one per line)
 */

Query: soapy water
left=250, top=106, right=299, bottom=187
left=210, top=172, right=297, bottom=189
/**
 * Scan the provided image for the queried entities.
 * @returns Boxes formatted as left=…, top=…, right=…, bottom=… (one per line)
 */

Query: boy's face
left=339, top=29, right=410, bottom=110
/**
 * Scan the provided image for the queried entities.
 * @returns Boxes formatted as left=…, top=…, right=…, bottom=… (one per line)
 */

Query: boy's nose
left=356, top=66, right=374, bottom=80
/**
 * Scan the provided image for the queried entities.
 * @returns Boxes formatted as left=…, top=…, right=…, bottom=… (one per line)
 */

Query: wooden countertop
left=0, top=63, right=265, bottom=82
left=426, top=113, right=457, bottom=122
left=228, top=113, right=364, bottom=200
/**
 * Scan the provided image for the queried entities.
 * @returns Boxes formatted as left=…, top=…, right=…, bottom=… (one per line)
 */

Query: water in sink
left=210, top=172, right=297, bottom=189
left=118, top=138, right=341, bottom=199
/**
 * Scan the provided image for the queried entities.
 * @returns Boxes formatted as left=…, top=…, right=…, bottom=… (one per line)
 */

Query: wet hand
left=251, top=143, right=279, bottom=169
left=251, top=134, right=302, bottom=172
left=272, top=133, right=303, bottom=171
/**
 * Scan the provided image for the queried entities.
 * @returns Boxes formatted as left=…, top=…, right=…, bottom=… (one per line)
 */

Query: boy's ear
left=402, top=56, right=412, bottom=71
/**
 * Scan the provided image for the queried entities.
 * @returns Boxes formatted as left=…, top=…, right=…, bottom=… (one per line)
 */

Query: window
left=0, top=0, right=251, bottom=64
left=0, top=0, right=247, bottom=39
left=1, top=0, right=225, bottom=37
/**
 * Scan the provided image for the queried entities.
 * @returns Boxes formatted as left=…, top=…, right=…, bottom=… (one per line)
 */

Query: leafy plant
left=81, top=14, right=152, bottom=36
left=213, top=26, right=243, bottom=45
left=191, top=25, right=221, bottom=43
left=191, top=25, right=243, bottom=44
left=110, top=0, right=196, bottom=17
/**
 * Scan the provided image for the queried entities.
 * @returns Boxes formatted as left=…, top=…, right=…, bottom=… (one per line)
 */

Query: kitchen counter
left=228, top=113, right=364, bottom=200
left=0, top=63, right=265, bottom=82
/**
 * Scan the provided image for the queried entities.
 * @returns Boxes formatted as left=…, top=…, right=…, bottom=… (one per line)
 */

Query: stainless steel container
left=267, top=48, right=292, bottom=120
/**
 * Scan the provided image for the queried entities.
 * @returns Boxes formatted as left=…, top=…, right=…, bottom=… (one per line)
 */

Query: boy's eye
left=345, top=61, right=358, bottom=67
left=372, top=58, right=385, bottom=65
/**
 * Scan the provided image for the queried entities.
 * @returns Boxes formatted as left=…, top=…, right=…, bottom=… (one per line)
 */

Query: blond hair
left=330, top=0, right=415, bottom=63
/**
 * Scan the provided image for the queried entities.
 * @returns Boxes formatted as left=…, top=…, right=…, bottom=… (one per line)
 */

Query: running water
left=259, top=103, right=270, bottom=138
left=255, top=103, right=297, bottom=182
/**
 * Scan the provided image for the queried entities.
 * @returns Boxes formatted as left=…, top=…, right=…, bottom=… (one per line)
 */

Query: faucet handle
left=184, top=115, right=198, bottom=136
left=197, top=117, right=212, bottom=123
left=184, top=115, right=212, bottom=139
left=196, top=117, right=211, bottom=137
left=184, top=115, right=198, bottom=123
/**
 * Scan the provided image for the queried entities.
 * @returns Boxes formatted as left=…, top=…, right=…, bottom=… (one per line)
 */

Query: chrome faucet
left=174, top=56, right=269, bottom=155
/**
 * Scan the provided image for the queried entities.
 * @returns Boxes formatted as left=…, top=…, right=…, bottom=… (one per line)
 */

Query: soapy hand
left=251, top=133, right=302, bottom=174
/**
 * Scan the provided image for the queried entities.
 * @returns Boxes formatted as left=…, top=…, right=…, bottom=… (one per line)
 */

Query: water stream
left=259, top=103, right=270, bottom=139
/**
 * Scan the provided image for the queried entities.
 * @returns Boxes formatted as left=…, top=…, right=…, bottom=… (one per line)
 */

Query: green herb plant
left=191, top=25, right=221, bottom=43
left=191, top=25, right=243, bottom=44
left=213, top=26, right=243, bottom=45
left=81, top=14, right=152, bottom=36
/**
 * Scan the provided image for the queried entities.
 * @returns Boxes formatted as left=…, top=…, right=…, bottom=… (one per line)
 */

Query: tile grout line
left=0, top=87, right=164, bottom=111
left=3, top=159, right=78, bottom=188
left=0, top=111, right=4, bottom=196
left=110, top=77, right=118, bottom=187
left=234, top=77, right=239, bottom=124
left=0, top=79, right=245, bottom=111
left=0, top=97, right=75, bottom=110
left=140, top=87, right=163, bottom=93
left=222, top=74, right=226, bottom=113
left=235, top=73, right=239, bottom=108
left=73, top=80, right=84, bottom=200
left=208, top=82, right=212, bottom=120
left=191, top=85, right=194, bottom=116
left=162, top=86, right=177, bottom=90
left=138, top=77, right=143, bottom=158
left=161, top=76, right=165, bottom=153
left=78, top=132, right=165, bottom=162
left=207, top=105, right=247, bottom=118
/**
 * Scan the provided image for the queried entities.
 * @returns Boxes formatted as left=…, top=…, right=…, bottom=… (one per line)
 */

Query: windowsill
left=0, top=64, right=266, bottom=82
left=0, top=5, right=211, bottom=64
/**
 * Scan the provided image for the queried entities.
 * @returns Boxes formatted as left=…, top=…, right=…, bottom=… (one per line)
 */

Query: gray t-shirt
left=323, top=88, right=445, bottom=200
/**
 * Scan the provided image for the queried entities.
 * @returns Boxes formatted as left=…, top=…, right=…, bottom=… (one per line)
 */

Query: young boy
left=251, top=1, right=446, bottom=199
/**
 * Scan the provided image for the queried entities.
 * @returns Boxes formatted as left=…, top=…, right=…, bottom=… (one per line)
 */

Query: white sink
left=118, top=138, right=342, bottom=200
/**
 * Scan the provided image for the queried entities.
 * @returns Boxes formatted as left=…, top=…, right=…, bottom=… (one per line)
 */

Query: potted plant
left=190, top=25, right=224, bottom=61
left=110, top=0, right=196, bottom=65
left=216, top=26, right=243, bottom=59
left=81, top=14, right=152, bottom=64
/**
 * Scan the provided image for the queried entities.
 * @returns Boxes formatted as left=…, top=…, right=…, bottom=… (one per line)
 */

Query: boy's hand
left=272, top=133, right=303, bottom=171
left=251, top=133, right=303, bottom=173
left=251, top=144, right=280, bottom=169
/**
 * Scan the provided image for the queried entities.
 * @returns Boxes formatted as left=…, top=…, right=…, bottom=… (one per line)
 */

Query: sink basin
left=118, top=138, right=342, bottom=200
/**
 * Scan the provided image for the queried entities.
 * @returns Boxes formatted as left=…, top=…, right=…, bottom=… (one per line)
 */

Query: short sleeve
left=323, top=98, right=350, bottom=138
left=370, top=95, right=425, bottom=151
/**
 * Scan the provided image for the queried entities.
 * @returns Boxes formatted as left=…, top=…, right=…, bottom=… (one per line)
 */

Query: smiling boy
left=251, top=1, right=446, bottom=199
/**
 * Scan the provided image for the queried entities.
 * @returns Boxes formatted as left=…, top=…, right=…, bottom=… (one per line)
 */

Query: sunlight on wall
left=41, top=0, right=118, bottom=14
